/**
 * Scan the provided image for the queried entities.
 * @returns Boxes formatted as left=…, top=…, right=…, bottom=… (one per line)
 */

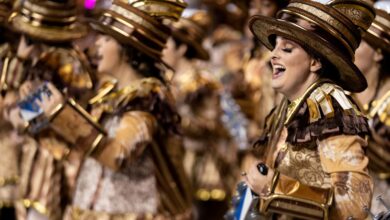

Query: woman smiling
left=64, top=1, right=192, bottom=219
left=242, top=0, right=376, bottom=219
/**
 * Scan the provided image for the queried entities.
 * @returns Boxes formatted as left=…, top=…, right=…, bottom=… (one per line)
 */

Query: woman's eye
left=282, top=48, right=292, bottom=53
left=261, top=0, right=272, bottom=7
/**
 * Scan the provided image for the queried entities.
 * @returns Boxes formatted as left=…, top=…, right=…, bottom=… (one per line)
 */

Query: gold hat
left=171, top=9, right=210, bottom=60
left=328, top=0, right=376, bottom=31
left=359, top=1, right=390, bottom=53
left=9, top=0, right=87, bottom=42
left=249, top=0, right=375, bottom=92
left=128, top=0, right=187, bottom=21
left=91, top=0, right=171, bottom=64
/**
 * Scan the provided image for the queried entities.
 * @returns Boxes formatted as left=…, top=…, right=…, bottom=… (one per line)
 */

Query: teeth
left=273, top=64, right=285, bottom=70
left=273, top=64, right=286, bottom=74
left=274, top=64, right=284, bottom=69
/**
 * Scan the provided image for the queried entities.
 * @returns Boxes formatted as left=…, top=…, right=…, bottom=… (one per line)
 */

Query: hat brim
left=172, top=29, right=210, bottom=61
left=363, top=31, right=390, bottom=54
left=249, top=15, right=367, bottom=93
left=90, top=21, right=172, bottom=71
left=10, top=14, right=87, bottom=42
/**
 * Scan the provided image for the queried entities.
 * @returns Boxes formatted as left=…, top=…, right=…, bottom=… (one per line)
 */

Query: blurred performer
left=243, top=1, right=374, bottom=219
left=212, top=0, right=288, bottom=177
left=4, top=0, right=95, bottom=219
left=65, top=1, right=192, bottom=219
left=163, top=9, right=239, bottom=219
left=353, top=0, right=390, bottom=214
left=202, top=0, right=250, bottom=32
left=248, top=0, right=288, bottom=23
left=242, top=0, right=288, bottom=141
left=176, top=71, right=236, bottom=220
left=0, top=1, right=22, bottom=219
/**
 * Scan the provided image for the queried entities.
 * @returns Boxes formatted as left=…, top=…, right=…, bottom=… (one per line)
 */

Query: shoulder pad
left=286, top=83, right=368, bottom=147
left=306, top=83, right=362, bottom=123
left=95, top=77, right=173, bottom=112
left=38, top=48, right=94, bottom=90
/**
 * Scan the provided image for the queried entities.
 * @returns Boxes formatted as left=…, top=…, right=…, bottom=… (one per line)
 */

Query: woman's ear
left=310, top=57, right=322, bottom=73
left=177, top=43, right=188, bottom=57
left=374, top=49, right=383, bottom=63
left=120, top=45, right=132, bottom=63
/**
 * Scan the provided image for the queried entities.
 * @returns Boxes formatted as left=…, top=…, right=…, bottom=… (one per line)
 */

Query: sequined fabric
left=73, top=156, right=157, bottom=214
left=70, top=78, right=191, bottom=218
left=261, top=82, right=373, bottom=219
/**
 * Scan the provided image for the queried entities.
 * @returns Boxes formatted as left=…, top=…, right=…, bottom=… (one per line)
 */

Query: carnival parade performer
left=353, top=0, right=390, bottom=215
left=65, top=0, right=192, bottom=219
left=242, top=0, right=376, bottom=219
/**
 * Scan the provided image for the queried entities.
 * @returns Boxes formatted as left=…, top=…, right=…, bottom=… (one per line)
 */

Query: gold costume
left=3, top=1, right=94, bottom=219
left=352, top=3, right=390, bottom=215
left=256, top=81, right=372, bottom=219
left=69, top=77, right=191, bottom=219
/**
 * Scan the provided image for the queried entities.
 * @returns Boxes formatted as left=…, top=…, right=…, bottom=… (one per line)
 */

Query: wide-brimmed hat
left=359, top=0, right=390, bottom=53
left=249, top=0, right=375, bottom=92
left=91, top=0, right=171, bottom=64
left=171, top=9, right=210, bottom=60
left=9, top=0, right=87, bottom=42
left=129, top=0, right=187, bottom=22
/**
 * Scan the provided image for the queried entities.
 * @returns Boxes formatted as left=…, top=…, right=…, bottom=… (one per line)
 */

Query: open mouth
left=94, top=53, right=103, bottom=65
left=272, top=64, right=286, bottom=79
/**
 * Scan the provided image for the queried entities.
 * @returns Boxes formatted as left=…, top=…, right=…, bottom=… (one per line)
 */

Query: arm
left=92, top=111, right=157, bottom=171
left=246, top=135, right=372, bottom=219
left=318, top=135, right=373, bottom=219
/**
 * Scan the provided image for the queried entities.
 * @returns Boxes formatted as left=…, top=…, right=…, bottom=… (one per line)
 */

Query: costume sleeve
left=318, top=134, right=373, bottom=219
left=94, top=111, right=157, bottom=171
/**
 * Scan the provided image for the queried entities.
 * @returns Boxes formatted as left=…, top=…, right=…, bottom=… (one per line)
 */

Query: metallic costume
left=257, top=81, right=372, bottom=219
left=66, top=1, right=192, bottom=219
left=3, top=1, right=94, bottom=219
left=167, top=9, right=239, bottom=219
left=0, top=2, right=21, bottom=219
left=354, top=2, right=390, bottom=214
left=70, top=77, right=191, bottom=219
left=245, top=0, right=376, bottom=219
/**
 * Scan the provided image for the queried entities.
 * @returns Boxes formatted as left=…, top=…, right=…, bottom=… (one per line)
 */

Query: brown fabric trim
left=285, top=96, right=369, bottom=150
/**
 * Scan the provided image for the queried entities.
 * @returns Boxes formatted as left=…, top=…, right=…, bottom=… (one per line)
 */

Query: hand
left=19, top=81, right=36, bottom=99
left=35, top=82, right=64, bottom=117
left=4, top=106, right=27, bottom=130
left=17, top=35, right=35, bottom=60
left=244, top=161, right=275, bottom=196
left=2, top=91, right=23, bottom=127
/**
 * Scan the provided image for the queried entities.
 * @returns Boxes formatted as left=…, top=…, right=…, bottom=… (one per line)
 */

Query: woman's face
left=355, top=40, right=381, bottom=75
left=95, top=34, right=122, bottom=73
left=250, top=0, right=279, bottom=17
left=270, top=36, right=319, bottom=98
left=162, top=38, right=187, bottom=68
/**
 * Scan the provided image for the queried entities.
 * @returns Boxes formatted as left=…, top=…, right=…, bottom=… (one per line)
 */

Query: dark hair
left=121, top=45, right=165, bottom=82
left=315, top=56, right=340, bottom=83
left=275, top=0, right=289, bottom=9
left=172, top=37, right=198, bottom=60
left=380, top=51, right=390, bottom=76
